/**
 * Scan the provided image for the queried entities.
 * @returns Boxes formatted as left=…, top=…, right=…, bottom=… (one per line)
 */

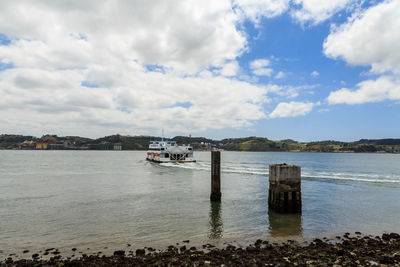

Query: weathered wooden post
left=210, top=151, right=221, bottom=201
left=268, top=164, right=301, bottom=213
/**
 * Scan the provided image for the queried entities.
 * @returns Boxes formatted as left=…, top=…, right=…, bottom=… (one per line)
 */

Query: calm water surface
left=0, top=150, right=399, bottom=257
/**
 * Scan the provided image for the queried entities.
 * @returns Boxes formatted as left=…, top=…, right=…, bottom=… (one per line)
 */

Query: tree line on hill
left=0, top=134, right=399, bottom=153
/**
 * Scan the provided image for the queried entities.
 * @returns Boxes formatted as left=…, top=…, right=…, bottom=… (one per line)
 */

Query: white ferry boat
left=146, top=140, right=196, bottom=163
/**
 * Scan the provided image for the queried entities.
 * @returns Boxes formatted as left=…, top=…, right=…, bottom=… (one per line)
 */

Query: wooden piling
left=210, top=151, right=221, bottom=201
left=268, top=164, right=301, bottom=213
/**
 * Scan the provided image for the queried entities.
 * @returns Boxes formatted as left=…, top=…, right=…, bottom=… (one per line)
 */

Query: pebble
left=3, top=233, right=400, bottom=266
left=136, top=249, right=145, bottom=256
left=113, top=250, right=125, bottom=256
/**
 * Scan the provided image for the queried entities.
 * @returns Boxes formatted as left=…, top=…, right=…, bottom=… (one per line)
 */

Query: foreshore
left=2, top=233, right=400, bottom=266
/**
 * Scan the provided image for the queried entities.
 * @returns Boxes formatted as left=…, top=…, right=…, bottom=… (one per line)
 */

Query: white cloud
left=311, top=70, right=319, bottom=77
left=291, top=0, right=356, bottom=25
left=250, top=59, right=273, bottom=76
left=269, top=101, right=316, bottom=118
left=250, top=59, right=270, bottom=69
left=219, top=61, right=240, bottom=76
left=274, top=71, right=285, bottom=79
left=0, top=0, right=247, bottom=74
left=253, top=68, right=273, bottom=76
left=324, top=0, right=400, bottom=106
left=265, top=84, right=317, bottom=98
left=327, top=76, right=400, bottom=105
left=0, top=63, right=269, bottom=137
left=0, top=0, right=282, bottom=137
left=323, top=0, right=400, bottom=74
left=233, top=0, right=290, bottom=24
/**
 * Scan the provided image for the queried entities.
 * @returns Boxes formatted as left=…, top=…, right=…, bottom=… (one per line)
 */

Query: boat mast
left=162, top=128, right=164, bottom=142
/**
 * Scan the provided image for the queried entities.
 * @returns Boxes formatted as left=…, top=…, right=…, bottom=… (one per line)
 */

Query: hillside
left=0, top=134, right=399, bottom=153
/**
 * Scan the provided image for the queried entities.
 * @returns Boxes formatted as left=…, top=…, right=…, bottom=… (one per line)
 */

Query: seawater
left=0, top=150, right=399, bottom=257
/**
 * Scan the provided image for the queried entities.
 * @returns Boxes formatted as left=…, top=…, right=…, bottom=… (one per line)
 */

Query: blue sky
left=0, top=0, right=399, bottom=141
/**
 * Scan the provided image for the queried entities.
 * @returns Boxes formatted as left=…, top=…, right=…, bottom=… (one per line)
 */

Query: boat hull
left=146, top=158, right=196, bottom=163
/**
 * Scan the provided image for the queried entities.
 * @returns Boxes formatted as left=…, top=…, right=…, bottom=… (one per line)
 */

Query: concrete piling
left=268, top=164, right=301, bottom=213
left=210, top=151, right=221, bottom=202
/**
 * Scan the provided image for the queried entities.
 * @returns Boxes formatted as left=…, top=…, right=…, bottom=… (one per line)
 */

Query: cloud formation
left=311, top=71, right=319, bottom=77
left=324, top=0, right=400, bottom=105
left=327, top=76, right=400, bottom=105
left=250, top=59, right=273, bottom=76
left=0, top=0, right=277, bottom=136
left=269, top=101, right=316, bottom=118
left=233, top=0, right=290, bottom=24
left=0, top=0, right=247, bottom=73
left=291, top=0, right=356, bottom=24
left=324, top=0, right=400, bottom=75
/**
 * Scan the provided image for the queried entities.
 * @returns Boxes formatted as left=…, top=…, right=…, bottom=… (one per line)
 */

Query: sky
left=0, top=0, right=399, bottom=141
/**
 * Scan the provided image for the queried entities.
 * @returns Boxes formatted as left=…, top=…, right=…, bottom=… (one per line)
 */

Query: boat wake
left=159, top=161, right=400, bottom=185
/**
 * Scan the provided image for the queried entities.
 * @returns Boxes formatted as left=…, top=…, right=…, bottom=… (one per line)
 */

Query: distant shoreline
left=1, top=148, right=399, bottom=154
left=1, top=134, right=399, bottom=153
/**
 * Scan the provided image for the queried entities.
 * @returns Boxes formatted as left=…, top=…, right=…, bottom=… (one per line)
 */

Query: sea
left=0, top=150, right=399, bottom=258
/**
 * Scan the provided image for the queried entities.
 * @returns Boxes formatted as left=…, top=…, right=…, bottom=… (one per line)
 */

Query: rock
left=32, top=253, right=39, bottom=259
left=389, top=233, right=400, bottom=239
left=127, top=243, right=131, bottom=247
left=355, top=231, right=361, bottom=235
left=336, top=249, right=345, bottom=256
left=23, top=250, right=29, bottom=253
left=72, top=248, right=77, bottom=251
left=379, top=255, right=394, bottom=264
left=183, top=240, right=190, bottom=243
left=246, top=247, right=256, bottom=252
left=136, top=249, right=145, bottom=256
left=113, top=250, right=125, bottom=256
left=190, top=247, right=196, bottom=251
left=180, top=246, right=186, bottom=251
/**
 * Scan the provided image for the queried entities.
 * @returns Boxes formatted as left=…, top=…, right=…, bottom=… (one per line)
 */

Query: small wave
left=159, top=162, right=400, bottom=184
left=302, top=174, right=400, bottom=184
left=160, top=162, right=267, bottom=175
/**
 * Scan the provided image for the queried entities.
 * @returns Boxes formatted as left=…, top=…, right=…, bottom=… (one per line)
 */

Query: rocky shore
left=1, top=233, right=400, bottom=266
